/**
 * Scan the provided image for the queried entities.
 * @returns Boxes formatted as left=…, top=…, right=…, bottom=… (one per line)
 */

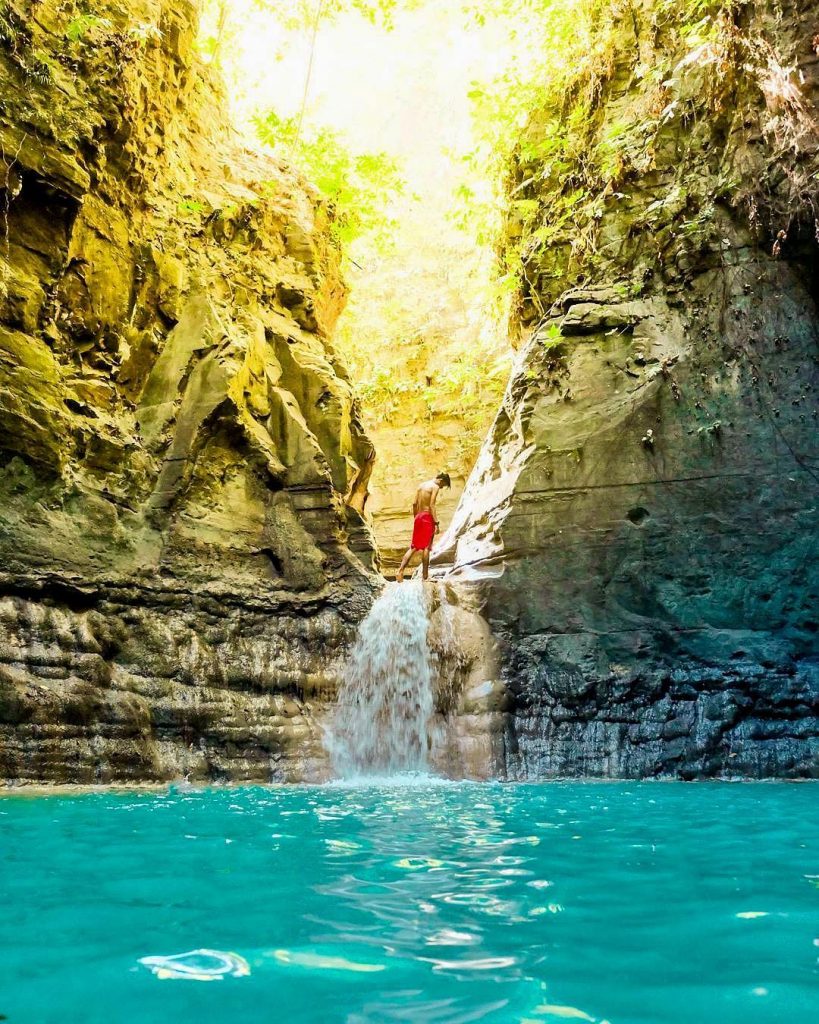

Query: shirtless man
left=396, top=472, right=451, bottom=582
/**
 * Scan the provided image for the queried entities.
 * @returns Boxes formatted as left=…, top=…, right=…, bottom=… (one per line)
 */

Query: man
left=396, top=472, right=451, bottom=582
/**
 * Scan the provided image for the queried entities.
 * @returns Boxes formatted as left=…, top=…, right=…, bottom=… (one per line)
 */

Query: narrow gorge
left=1, top=0, right=817, bottom=784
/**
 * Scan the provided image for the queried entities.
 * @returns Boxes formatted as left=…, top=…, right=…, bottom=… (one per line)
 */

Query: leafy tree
left=200, top=0, right=423, bottom=63
left=250, top=0, right=422, bottom=31
left=253, top=110, right=404, bottom=247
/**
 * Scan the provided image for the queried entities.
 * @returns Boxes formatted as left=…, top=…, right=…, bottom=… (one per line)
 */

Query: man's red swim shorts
left=411, top=510, right=436, bottom=550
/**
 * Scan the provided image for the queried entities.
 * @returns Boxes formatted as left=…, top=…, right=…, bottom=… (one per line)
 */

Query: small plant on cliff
left=64, top=14, right=112, bottom=43
left=23, top=49, right=57, bottom=85
left=254, top=109, right=404, bottom=248
left=0, top=1, right=27, bottom=51
left=177, top=199, right=206, bottom=217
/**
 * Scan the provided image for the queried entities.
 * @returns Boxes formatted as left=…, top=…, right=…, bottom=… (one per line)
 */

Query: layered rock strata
left=0, top=0, right=378, bottom=782
left=436, top=0, right=819, bottom=777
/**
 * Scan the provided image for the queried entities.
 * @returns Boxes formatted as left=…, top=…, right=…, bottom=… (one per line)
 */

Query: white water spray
left=328, top=581, right=436, bottom=778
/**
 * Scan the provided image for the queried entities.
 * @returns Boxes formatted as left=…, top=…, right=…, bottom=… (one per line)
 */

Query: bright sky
left=201, top=1, right=529, bottom=504
left=227, top=3, right=511, bottom=201
left=205, top=0, right=520, bottom=363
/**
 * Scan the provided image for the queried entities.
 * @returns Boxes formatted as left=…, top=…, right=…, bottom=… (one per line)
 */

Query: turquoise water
left=1, top=782, right=817, bottom=1023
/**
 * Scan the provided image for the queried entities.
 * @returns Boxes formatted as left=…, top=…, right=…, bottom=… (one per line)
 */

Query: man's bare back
left=397, top=472, right=451, bottom=581
left=413, top=479, right=439, bottom=516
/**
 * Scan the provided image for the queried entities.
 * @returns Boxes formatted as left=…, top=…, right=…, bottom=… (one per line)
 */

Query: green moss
left=461, top=0, right=815, bottom=335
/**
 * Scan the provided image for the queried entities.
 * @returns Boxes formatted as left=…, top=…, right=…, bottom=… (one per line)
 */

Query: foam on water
left=138, top=949, right=249, bottom=981
left=328, top=580, right=435, bottom=778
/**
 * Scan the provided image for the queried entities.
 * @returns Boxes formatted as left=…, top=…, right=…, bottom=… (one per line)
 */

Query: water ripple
left=3, top=781, right=818, bottom=1024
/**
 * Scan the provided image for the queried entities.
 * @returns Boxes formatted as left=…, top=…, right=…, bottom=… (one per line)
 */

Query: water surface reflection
left=1, top=781, right=817, bottom=1023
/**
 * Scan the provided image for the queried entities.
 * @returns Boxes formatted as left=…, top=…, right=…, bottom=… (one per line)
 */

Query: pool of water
left=1, top=781, right=817, bottom=1023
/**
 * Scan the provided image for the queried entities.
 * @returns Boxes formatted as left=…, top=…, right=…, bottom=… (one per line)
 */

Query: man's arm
left=431, top=485, right=439, bottom=529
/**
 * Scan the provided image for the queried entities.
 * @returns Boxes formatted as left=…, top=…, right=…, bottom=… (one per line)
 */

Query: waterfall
left=328, top=581, right=435, bottom=778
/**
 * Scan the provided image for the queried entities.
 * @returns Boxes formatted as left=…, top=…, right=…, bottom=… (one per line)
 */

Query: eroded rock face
left=0, top=0, right=378, bottom=782
left=437, top=0, right=819, bottom=778
left=365, top=427, right=466, bottom=575
left=427, top=582, right=507, bottom=780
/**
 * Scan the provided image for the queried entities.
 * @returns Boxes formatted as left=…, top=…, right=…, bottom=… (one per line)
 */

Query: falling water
left=328, top=581, right=435, bottom=778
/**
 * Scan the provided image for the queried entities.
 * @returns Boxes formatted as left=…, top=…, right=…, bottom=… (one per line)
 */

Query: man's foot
left=396, top=571, right=404, bottom=582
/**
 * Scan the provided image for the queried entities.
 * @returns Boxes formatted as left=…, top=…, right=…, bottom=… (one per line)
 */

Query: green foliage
left=455, top=0, right=751, bottom=325
left=254, top=110, right=404, bottom=247
left=177, top=199, right=206, bottom=216
left=64, top=14, right=112, bottom=42
left=199, top=0, right=421, bottom=65
left=541, top=323, right=564, bottom=349
left=250, top=0, right=421, bottom=31
left=450, top=1, right=617, bottom=317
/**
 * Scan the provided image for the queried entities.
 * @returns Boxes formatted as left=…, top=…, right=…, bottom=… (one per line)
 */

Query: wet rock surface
left=436, top=0, right=819, bottom=778
left=0, top=0, right=378, bottom=782
left=426, top=582, right=507, bottom=780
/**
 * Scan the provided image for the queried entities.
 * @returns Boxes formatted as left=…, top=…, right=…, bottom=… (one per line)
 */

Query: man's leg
left=422, top=549, right=430, bottom=581
left=396, top=547, right=416, bottom=582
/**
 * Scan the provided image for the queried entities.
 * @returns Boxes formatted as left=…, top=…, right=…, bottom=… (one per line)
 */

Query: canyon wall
left=364, top=418, right=466, bottom=574
left=2, top=0, right=817, bottom=785
left=437, top=0, right=819, bottom=777
left=0, top=0, right=379, bottom=783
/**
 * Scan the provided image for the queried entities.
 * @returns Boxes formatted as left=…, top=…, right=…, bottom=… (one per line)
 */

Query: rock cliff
left=364, top=420, right=466, bottom=574
left=0, top=0, right=378, bottom=782
left=437, top=0, right=819, bottom=777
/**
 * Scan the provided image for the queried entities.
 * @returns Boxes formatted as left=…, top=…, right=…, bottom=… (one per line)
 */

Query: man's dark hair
left=436, top=472, right=451, bottom=489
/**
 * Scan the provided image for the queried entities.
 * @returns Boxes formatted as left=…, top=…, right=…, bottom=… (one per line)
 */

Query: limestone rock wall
left=437, top=0, right=819, bottom=778
left=426, top=582, right=508, bottom=780
left=0, top=0, right=378, bottom=783
left=365, top=420, right=466, bottom=574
